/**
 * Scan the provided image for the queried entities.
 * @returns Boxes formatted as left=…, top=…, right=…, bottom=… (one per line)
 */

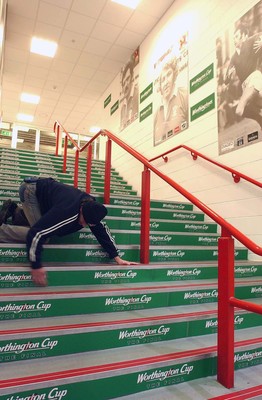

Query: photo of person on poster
left=153, top=34, right=189, bottom=147
left=153, top=57, right=188, bottom=145
left=216, top=1, right=262, bottom=154
left=225, top=25, right=262, bottom=126
left=120, top=49, right=139, bottom=131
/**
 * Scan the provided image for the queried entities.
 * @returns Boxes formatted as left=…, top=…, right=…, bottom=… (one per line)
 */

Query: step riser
left=1, top=264, right=261, bottom=288
left=0, top=176, right=133, bottom=191
left=106, top=219, right=218, bottom=232
left=0, top=285, right=261, bottom=320
left=50, top=232, right=219, bottom=246
left=0, top=170, right=127, bottom=184
left=0, top=246, right=248, bottom=264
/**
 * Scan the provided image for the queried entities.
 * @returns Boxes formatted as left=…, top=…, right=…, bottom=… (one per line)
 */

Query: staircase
left=0, top=147, right=261, bottom=400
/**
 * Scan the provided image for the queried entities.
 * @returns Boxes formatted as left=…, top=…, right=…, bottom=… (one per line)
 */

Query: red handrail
left=54, top=120, right=262, bottom=389
left=149, top=144, right=262, bottom=188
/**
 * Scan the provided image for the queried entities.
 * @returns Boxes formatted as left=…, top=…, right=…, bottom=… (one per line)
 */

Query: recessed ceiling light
left=30, top=37, right=57, bottom=58
left=20, top=93, right=40, bottom=104
left=17, top=113, right=34, bottom=122
left=111, top=0, right=141, bottom=9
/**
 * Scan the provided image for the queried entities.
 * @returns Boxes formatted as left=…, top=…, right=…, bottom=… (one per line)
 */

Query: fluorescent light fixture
left=17, top=113, right=34, bottom=122
left=111, top=0, right=141, bottom=9
left=89, top=126, right=101, bottom=134
left=20, top=93, right=40, bottom=104
left=30, top=37, right=57, bottom=58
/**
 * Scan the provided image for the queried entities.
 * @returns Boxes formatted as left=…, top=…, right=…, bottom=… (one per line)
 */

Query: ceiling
left=2, top=0, right=175, bottom=135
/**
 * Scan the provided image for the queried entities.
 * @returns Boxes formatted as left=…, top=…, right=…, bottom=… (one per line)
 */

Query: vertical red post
left=63, top=135, right=68, bottom=173
left=86, top=145, right=92, bottom=193
left=104, top=139, right=112, bottom=204
left=217, top=227, right=235, bottom=388
left=140, top=166, right=150, bottom=264
left=74, top=149, right=79, bottom=188
left=55, top=123, right=60, bottom=156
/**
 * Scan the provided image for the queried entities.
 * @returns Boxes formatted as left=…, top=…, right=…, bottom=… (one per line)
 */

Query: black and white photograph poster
left=119, top=48, right=139, bottom=131
left=216, top=1, right=262, bottom=154
left=153, top=32, right=189, bottom=146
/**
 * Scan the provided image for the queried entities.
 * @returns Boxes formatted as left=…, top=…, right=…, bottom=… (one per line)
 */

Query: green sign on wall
left=191, top=93, right=215, bottom=121
left=140, top=83, right=153, bottom=104
left=104, top=94, right=111, bottom=108
left=139, top=103, right=153, bottom=122
left=110, top=100, right=119, bottom=115
left=190, top=64, right=214, bottom=93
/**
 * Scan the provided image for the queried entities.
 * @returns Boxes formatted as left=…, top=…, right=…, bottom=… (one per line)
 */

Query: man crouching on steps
left=0, top=177, right=137, bottom=286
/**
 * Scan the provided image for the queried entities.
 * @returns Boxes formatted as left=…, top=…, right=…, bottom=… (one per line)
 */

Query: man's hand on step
left=31, top=267, right=48, bottom=286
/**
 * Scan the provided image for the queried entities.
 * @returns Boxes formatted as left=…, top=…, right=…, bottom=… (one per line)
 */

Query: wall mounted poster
left=119, top=48, right=139, bottom=131
left=216, top=1, right=262, bottom=154
left=153, top=32, right=189, bottom=146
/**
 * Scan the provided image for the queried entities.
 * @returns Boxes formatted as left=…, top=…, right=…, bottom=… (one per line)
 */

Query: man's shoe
left=0, top=200, right=18, bottom=225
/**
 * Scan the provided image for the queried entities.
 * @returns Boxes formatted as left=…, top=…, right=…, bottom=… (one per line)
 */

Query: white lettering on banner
left=114, top=199, right=140, bottom=206
left=192, top=100, right=213, bottom=116
left=37, top=301, right=51, bottom=312
left=191, top=67, right=213, bottom=88
left=79, top=233, right=94, bottom=239
left=184, top=290, right=218, bottom=300
left=0, top=303, right=35, bottom=313
left=6, top=387, right=68, bottom=400
left=213, top=250, right=239, bottom=257
left=173, top=213, right=196, bottom=220
left=0, top=302, right=51, bottom=314
left=0, top=273, right=31, bottom=283
left=251, top=287, right=262, bottom=293
left=163, top=203, right=185, bottom=209
left=234, top=350, right=262, bottom=363
left=122, top=210, right=140, bottom=216
left=131, top=222, right=140, bottom=227
left=0, top=338, right=58, bottom=354
left=205, top=316, right=243, bottom=328
left=119, top=325, right=170, bottom=340
left=137, top=364, right=194, bottom=383
left=105, top=295, right=152, bottom=306
left=42, top=338, right=58, bottom=350
left=235, top=266, right=257, bottom=274
left=7, top=393, right=46, bottom=400
left=167, top=268, right=201, bottom=277
left=48, top=388, right=67, bottom=399
left=150, top=235, right=172, bottom=243
left=85, top=250, right=106, bottom=257
left=150, top=222, right=159, bottom=228
left=198, top=237, right=218, bottom=243
left=94, top=270, right=137, bottom=280
left=185, top=224, right=209, bottom=231
left=153, top=250, right=185, bottom=258
left=0, top=249, right=27, bottom=258
left=0, top=190, right=17, bottom=196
